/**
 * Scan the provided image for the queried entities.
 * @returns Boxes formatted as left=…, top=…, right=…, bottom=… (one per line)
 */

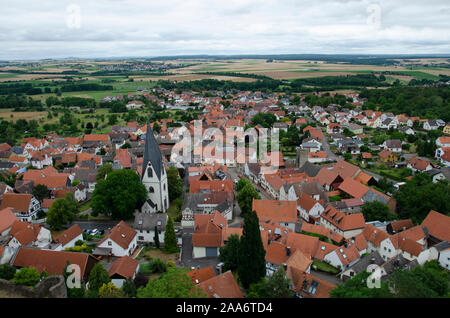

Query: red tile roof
left=421, top=210, right=450, bottom=242
left=198, top=271, right=243, bottom=298
left=54, top=224, right=83, bottom=247
left=108, top=256, right=139, bottom=279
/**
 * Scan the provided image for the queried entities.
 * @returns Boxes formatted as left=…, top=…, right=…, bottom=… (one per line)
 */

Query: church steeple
left=142, top=124, right=163, bottom=181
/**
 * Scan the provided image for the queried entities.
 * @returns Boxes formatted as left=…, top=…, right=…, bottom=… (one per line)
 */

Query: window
left=147, top=167, right=153, bottom=178
left=149, top=187, right=154, bottom=193
left=108, top=241, right=112, bottom=246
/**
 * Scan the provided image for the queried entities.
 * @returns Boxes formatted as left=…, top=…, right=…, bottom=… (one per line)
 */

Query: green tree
left=237, top=184, right=261, bottom=215
left=137, top=267, right=205, bottom=298
left=154, top=226, right=160, bottom=249
left=121, top=279, right=137, bottom=298
left=218, top=234, right=241, bottom=272
left=96, top=163, right=113, bottom=181
left=330, top=271, right=392, bottom=298
left=238, top=210, right=266, bottom=289
left=361, top=201, right=395, bottom=222
left=163, top=216, right=178, bottom=253
left=46, top=197, right=76, bottom=230
left=99, top=282, right=124, bottom=298
left=247, top=268, right=294, bottom=298
left=88, top=263, right=111, bottom=293
left=167, top=167, right=183, bottom=202
left=394, top=174, right=450, bottom=223
left=32, top=184, right=49, bottom=202
left=13, top=267, right=40, bottom=287
left=388, top=261, right=448, bottom=298
left=0, top=264, right=17, bottom=280
left=91, top=169, right=147, bottom=220
left=236, top=178, right=251, bottom=192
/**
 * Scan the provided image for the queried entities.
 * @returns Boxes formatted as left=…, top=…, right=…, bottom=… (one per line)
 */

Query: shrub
left=75, top=240, right=84, bottom=246
left=149, top=258, right=167, bottom=274
left=13, top=267, right=40, bottom=287
left=0, top=264, right=17, bottom=280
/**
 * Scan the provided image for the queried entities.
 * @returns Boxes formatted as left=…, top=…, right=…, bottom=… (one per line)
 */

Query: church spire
left=142, top=124, right=163, bottom=181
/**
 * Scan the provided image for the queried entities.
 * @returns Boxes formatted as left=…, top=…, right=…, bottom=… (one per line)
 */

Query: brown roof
left=0, top=193, right=32, bottom=213
left=286, top=232, right=319, bottom=258
left=9, top=221, right=42, bottom=246
left=192, top=212, right=227, bottom=247
left=265, top=241, right=290, bottom=266
left=286, top=249, right=313, bottom=273
left=0, top=207, right=19, bottom=233
left=187, top=266, right=216, bottom=284
left=198, top=271, right=243, bottom=298
left=338, top=177, right=369, bottom=198
left=252, top=200, right=297, bottom=224
left=287, top=267, right=335, bottom=298
left=54, top=224, right=83, bottom=246
left=83, top=134, right=110, bottom=142
left=321, top=206, right=366, bottom=232
left=12, top=247, right=97, bottom=279
left=97, top=221, right=137, bottom=250
left=108, top=256, right=139, bottom=279
left=421, top=210, right=450, bottom=242
left=362, top=224, right=390, bottom=247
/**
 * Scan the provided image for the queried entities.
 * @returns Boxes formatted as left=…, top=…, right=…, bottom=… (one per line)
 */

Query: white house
left=8, top=222, right=51, bottom=249
left=52, top=224, right=84, bottom=251
left=95, top=221, right=137, bottom=257
left=0, top=193, right=41, bottom=222
left=133, top=212, right=167, bottom=245
left=297, top=193, right=324, bottom=223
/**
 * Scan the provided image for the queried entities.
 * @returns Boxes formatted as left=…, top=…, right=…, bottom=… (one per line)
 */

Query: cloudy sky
left=1, top=0, right=449, bottom=60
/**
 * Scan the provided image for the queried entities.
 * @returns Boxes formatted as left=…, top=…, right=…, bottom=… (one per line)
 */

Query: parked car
left=91, top=229, right=99, bottom=235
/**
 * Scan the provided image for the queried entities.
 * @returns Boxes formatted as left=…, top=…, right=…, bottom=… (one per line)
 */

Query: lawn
left=312, top=260, right=340, bottom=275
left=137, top=247, right=179, bottom=263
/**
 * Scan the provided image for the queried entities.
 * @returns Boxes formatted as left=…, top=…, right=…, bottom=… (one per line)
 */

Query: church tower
left=141, top=124, right=169, bottom=213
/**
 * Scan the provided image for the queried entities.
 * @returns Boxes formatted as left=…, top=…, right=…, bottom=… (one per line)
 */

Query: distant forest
left=360, top=86, right=450, bottom=122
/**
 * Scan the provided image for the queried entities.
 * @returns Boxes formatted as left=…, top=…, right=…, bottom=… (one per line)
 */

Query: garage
left=205, top=247, right=218, bottom=257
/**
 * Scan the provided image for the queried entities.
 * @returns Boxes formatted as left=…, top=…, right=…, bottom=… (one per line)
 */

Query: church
left=141, top=124, right=169, bottom=213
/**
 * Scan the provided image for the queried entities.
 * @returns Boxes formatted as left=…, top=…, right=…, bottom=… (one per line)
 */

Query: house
left=12, top=247, right=98, bottom=283
left=187, top=266, right=216, bottom=285
left=198, top=271, right=243, bottom=298
left=108, top=256, right=140, bottom=288
left=0, top=207, right=18, bottom=236
left=287, top=267, right=336, bottom=298
left=421, top=210, right=450, bottom=246
left=347, top=123, right=363, bottom=135
left=192, top=211, right=227, bottom=258
left=52, top=224, right=84, bottom=251
left=407, top=157, right=432, bottom=173
left=308, top=152, right=327, bottom=163
left=320, top=206, right=366, bottom=239
left=386, top=219, right=414, bottom=235
left=435, top=241, right=450, bottom=270
left=252, top=200, right=298, bottom=231
left=95, top=221, right=137, bottom=257
left=443, top=124, right=450, bottom=135
left=382, top=139, right=402, bottom=153
left=423, top=119, right=445, bottom=131
left=323, top=243, right=361, bottom=271
left=0, top=193, right=41, bottom=222
left=8, top=221, right=52, bottom=249
left=340, top=250, right=384, bottom=281
left=126, top=100, right=145, bottom=110
left=378, top=149, right=398, bottom=163
left=297, top=192, right=324, bottom=224
left=133, top=212, right=167, bottom=245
